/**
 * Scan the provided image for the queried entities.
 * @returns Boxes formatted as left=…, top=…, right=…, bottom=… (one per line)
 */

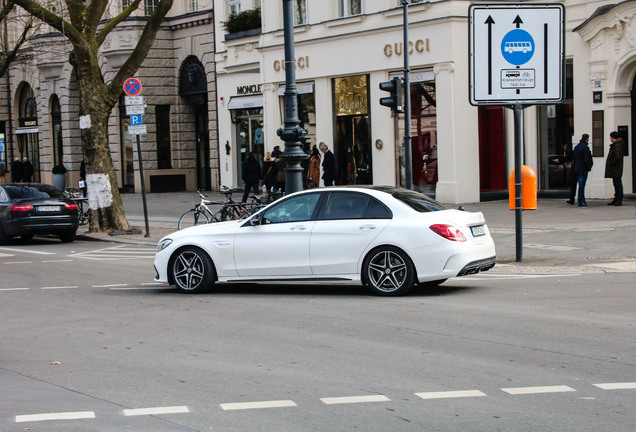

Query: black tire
left=178, top=210, right=210, bottom=230
left=170, top=246, right=216, bottom=293
left=362, top=246, right=416, bottom=296
left=59, top=230, right=76, bottom=243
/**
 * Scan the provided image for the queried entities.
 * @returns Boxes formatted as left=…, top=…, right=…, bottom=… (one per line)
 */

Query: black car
left=0, top=183, right=79, bottom=243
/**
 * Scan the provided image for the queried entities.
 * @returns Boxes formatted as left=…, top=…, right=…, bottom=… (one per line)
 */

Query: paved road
left=0, top=240, right=634, bottom=431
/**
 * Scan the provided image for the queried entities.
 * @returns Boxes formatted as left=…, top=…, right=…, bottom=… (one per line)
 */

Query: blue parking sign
left=130, top=114, right=143, bottom=125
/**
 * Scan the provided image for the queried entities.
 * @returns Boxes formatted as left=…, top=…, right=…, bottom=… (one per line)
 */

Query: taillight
left=430, top=224, right=467, bottom=242
left=11, top=204, right=33, bottom=211
left=65, top=203, right=79, bottom=210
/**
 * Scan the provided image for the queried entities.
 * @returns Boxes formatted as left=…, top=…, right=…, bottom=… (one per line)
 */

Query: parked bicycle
left=177, top=189, right=218, bottom=229
left=65, top=187, right=90, bottom=226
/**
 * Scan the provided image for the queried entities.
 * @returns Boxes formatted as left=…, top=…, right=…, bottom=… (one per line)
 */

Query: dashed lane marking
left=16, top=411, right=95, bottom=422
left=594, top=382, right=636, bottom=390
left=42, top=259, right=73, bottom=263
left=41, top=286, right=80, bottom=290
left=0, top=247, right=55, bottom=255
left=320, top=395, right=390, bottom=405
left=124, top=406, right=190, bottom=416
left=0, top=287, right=29, bottom=291
left=220, top=400, right=297, bottom=411
left=3, top=261, right=33, bottom=264
left=92, top=284, right=128, bottom=288
left=415, top=390, right=487, bottom=400
left=502, top=385, right=576, bottom=395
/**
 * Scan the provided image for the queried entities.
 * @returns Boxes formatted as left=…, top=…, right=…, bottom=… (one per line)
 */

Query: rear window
left=388, top=189, right=448, bottom=212
left=5, top=184, right=65, bottom=200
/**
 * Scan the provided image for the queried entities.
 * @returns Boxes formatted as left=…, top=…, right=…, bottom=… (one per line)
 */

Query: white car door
left=310, top=192, right=391, bottom=275
left=233, top=193, right=321, bottom=277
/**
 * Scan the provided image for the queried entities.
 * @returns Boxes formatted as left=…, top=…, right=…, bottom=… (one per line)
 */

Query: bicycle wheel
left=178, top=210, right=210, bottom=229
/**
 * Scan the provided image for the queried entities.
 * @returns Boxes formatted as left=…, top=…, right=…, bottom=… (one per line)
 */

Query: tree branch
left=12, top=0, right=83, bottom=45
left=0, top=17, right=32, bottom=77
left=96, top=0, right=143, bottom=47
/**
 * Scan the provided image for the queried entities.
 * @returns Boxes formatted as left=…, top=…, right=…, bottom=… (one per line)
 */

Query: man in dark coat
left=572, top=133, right=593, bottom=207
left=604, top=131, right=625, bottom=206
left=21, top=157, right=34, bottom=183
left=11, top=158, right=23, bottom=182
left=320, top=143, right=336, bottom=186
left=241, top=153, right=261, bottom=203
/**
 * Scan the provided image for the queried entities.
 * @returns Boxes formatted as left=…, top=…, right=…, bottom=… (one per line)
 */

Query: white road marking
left=16, top=411, right=95, bottom=422
left=594, top=382, right=636, bottom=390
left=41, top=286, right=79, bottom=290
left=220, top=400, right=297, bottom=411
left=0, top=247, right=55, bottom=255
left=525, top=243, right=580, bottom=251
left=110, top=287, right=151, bottom=291
left=502, top=385, right=576, bottom=395
left=0, top=252, right=14, bottom=257
left=92, top=284, right=128, bottom=288
left=73, top=245, right=156, bottom=261
left=320, top=395, right=390, bottom=405
left=42, top=260, right=73, bottom=263
left=124, top=406, right=190, bottom=416
left=415, top=390, right=487, bottom=400
left=0, top=287, right=29, bottom=291
left=4, top=261, right=33, bottom=264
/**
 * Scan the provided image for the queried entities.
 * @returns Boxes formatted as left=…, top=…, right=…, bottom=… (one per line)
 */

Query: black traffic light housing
left=379, top=77, right=404, bottom=113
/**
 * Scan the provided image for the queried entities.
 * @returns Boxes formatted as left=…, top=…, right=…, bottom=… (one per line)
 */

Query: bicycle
left=65, top=187, right=90, bottom=226
left=177, top=190, right=218, bottom=229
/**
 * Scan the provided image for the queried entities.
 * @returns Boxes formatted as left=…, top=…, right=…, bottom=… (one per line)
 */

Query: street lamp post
left=277, top=0, right=307, bottom=194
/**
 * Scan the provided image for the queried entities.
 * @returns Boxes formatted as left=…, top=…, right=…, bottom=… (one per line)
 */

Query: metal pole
left=135, top=135, right=150, bottom=237
left=277, top=0, right=307, bottom=194
left=402, top=0, right=412, bottom=190
left=513, top=104, right=523, bottom=262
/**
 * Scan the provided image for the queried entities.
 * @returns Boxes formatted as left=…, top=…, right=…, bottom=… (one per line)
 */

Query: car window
left=5, top=184, right=65, bottom=200
left=262, top=193, right=320, bottom=224
left=321, top=192, right=391, bottom=220
left=0, top=188, right=7, bottom=202
left=388, top=188, right=447, bottom=212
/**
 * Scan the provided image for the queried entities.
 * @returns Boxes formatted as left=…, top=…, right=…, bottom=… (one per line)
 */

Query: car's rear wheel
left=170, top=246, right=216, bottom=294
left=59, top=230, right=76, bottom=243
left=362, top=246, right=415, bottom=296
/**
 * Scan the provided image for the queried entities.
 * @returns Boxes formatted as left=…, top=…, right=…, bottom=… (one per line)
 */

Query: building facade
left=215, top=0, right=634, bottom=203
left=0, top=0, right=219, bottom=193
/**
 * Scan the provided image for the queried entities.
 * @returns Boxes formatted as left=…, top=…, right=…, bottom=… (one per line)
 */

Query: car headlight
left=157, top=238, right=173, bottom=252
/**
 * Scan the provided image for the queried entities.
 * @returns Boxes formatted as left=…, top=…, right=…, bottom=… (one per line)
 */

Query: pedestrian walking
left=307, top=146, right=321, bottom=188
left=0, top=161, right=6, bottom=184
left=11, top=158, right=23, bottom=183
left=22, top=157, right=34, bottom=183
left=262, top=152, right=278, bottom=193
left=572, top=133, right=593, bottom=207
left=320, top=142, right=335, bottom=186
left=605, top=131, right=625, bottom=206
left=241, top=152, right=261, bottom=203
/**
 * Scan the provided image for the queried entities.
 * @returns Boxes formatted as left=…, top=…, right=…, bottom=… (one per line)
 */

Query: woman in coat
left=307, top=146, right=321, bottom=188
left=241, top=153, right=261, bottom=203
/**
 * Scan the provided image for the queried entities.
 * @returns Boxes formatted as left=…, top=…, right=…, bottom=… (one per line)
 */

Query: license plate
left=470, top=225, right=486, bottom=237
left=37, top=206, right=61, bottom=212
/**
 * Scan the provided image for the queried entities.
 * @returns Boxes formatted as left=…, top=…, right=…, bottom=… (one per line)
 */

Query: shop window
left=338, top=0, right=362, bottom=17
left=537, top=61, right=574, bottom=190
left=50, top=95, right=63, bottom=166
left=156, top=105, right=172, bottom=169
left=278, top=82, right=315, bottom=152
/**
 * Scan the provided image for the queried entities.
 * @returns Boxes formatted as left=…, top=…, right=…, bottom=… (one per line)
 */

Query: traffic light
left=379, top=77, right=403, bottom=113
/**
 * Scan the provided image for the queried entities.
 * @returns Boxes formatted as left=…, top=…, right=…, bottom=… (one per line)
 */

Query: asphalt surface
left=78, top=190, right=636, bottom=275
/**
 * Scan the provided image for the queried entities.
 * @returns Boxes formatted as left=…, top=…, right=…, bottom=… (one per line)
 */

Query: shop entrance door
left=17, top=131, right=40, bottom=182
left=334, top=115, right=372, bottom=185
left=195, top=105, right=211, bottom=190
left=234, top=109, right=264, bottom=185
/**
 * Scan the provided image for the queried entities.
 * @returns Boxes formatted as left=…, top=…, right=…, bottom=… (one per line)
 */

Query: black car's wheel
left=363, top=246, right=416, bottom=296
left=170, top=247, right=216, bottom=294
left=59, top=230, right=76, bottom=243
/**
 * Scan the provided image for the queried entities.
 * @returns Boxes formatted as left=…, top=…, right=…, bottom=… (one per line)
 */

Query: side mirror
left=249, top=214, right=261, bottom=226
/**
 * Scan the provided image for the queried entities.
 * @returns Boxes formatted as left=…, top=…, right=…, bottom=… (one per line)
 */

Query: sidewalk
left=78, top=191, right=636, bottom=275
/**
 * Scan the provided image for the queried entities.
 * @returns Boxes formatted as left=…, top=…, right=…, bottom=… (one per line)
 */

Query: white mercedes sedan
left=154, top=186, right=496, bottom=296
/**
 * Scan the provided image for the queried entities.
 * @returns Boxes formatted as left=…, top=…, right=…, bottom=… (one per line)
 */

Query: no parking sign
left=123, top=78, right=142, bottom=96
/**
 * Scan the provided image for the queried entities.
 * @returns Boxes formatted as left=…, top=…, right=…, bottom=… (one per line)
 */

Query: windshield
left=5, top=184, right=65, bottom=200
left=367, top=186, right=448, bottom=212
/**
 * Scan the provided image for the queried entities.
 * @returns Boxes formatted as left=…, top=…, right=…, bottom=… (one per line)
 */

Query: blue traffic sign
left=501, top=29, right=535, bottom=66
left=123, top=78, right=142, bottom=96
left=130, top=114, right=143, bottom=125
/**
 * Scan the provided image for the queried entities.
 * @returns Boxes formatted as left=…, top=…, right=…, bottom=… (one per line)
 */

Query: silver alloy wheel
left=173, top=249, right=206, bottom=292
left=363, top=246, right=415, bottom=295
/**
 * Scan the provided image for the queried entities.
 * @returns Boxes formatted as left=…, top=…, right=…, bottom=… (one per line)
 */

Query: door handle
left=290, top=225, right=307, bottom=230
left=359, top=224, right=376, bottom=230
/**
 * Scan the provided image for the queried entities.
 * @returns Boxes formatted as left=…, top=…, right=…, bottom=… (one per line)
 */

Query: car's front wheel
left=362, top=246, right=415, bottom=296
left=170, top=247, right=216, bottom=293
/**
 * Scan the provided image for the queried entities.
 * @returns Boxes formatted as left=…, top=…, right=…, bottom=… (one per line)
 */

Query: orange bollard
left=509, top=165, right=537, bottom=210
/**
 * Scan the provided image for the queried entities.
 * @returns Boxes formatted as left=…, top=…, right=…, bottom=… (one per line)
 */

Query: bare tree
left=12, top=0, right=174, bottom=232
left=0, top=0, right=35, bottom=77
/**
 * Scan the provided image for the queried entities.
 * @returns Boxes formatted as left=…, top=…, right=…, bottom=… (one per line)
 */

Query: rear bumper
left=457, top=256, right=496, bottom=276
left=3, top=217, right=78, bottom=236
